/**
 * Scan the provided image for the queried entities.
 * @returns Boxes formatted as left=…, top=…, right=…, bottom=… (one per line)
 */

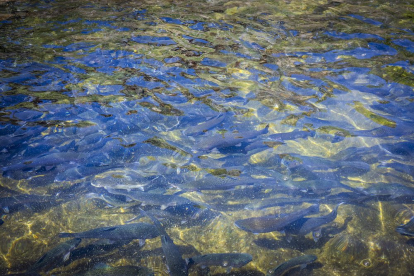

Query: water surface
left=1, top=0, right=414, bottom=275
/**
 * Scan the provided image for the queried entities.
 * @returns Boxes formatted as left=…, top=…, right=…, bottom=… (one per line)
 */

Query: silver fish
left=267, top=254, right=317, bottom=276
left=184, top=113, right=225, bottom=136
left=235, top=204, right=319, bottom=234
left=59, top=223, right=159, bottom=240
left=199, top=125, right=269, bottom=151
left=26, top=238, right=81, bottom=274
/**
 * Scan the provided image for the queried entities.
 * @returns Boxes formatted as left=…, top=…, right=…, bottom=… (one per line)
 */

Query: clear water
left=0, top=0, right=414, bottom=275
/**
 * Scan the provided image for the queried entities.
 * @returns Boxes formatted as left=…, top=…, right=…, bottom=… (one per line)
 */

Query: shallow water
left=0, top=0, right=414, bottom=275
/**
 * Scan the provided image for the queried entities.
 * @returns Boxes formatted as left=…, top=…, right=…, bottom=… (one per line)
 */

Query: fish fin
left=63, top=252, right=71, bottom=262
left=226, top=266, right=233, bottom=273
left=300, top=264, right=307, bottom=269
left=2, top=206, right=9, bottom=213
left=161, top=205, right=167, bottom=210
left=186, top=258, right=194, bottom=268
left=126, top=215, right=142, bottom=223
left=102, top=227, right=117, bottom=232
left=312, top=228, right=322, bottom=242
left=285, top=234, right=292, bottom=243
left=59, top=233, right=75, bottom=238
left=138, top=239, right=146, bottom=247
left=390, top=194, right=403, bottom=199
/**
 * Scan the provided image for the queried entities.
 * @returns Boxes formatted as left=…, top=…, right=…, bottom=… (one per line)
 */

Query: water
left=0, top=0, right=414, bottom=275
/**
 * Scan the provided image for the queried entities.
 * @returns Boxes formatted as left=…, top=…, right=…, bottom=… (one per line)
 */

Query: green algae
left=353, top=101, right=397, bottom=128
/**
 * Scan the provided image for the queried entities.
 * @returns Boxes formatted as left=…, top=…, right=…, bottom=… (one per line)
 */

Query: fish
left=106, top=188, right=198, bottom=210
left=140, top=208, right=188, bottom=276
left=267, top=130, right=316, bottom=142
left=0, top=194, right=56, bottom=215
left=396, top=217, right=414, bottom=236
left=285, top=203, right=344, bottom=241
left=0, top=194, right=62, bottom=221
left=198, top=125, right=269, bottom=151
left=85, top=192, right=140, bottom=208
left=358, top=183, right=414, bottom=199
left=67, top=239, right=133, bottom=263
left=180, top=176, right=255, bottom=191
left=187, top=253, right=252, bottom=270
left=59, top=223, right=159, bottom=242
left=274, top=179, right=362, bottom=195
left=244, top=197, right=321, bottom=211
left=3, top=152, right=89, bottom=172
left=74, top=263, right=154, bottom=276
left=91, top=170, right=163, bottom=191
left=267, top=254, right=317, bottom=276
left=235, top=204, right=319, bottom=233
left=25, top=238, right=81, bottom=274
left=184, top=113, right=225, bottom=136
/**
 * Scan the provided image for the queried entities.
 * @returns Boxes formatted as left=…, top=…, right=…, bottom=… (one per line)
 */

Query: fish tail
left=186, top=257, right=195, bottom=268
left=58, top=232, right=76, bottom=238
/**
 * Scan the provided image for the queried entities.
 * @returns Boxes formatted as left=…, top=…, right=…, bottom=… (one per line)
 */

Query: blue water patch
left=349, top=14, right=383, bottom=26
left=240, top=39, right=265, bottom=50
left=131, top=35, right=176, bottom=46
left=290, top=30, right=299, bottom=36
left=131, top=9, right=146, bottom=20
left=64, top=65, right=86, bottom=74
left=63, top=42, right=95, bottom=52
left=126, top=76, right=165, bottom=89
left=83, top=20, right=116, bottom=29
left=189, top=21, right=233, bottom=31
left=278, top=42, right=398, bottom=63
left=28, top=72, right=79, bottom=92
left=164, top=57, right=181, bottom=63
left=0, top=94, right=29, bottom=108
left=182, top=35, right=211, bottom=45
left=0, top=83, right=12, bottom=92
left=327, top=69, right=398, bottom=96
left=81, top=28, right=102, bottom=34
left=201, top=58, right=227, bottom=67
left=324, top=31, right=384, bottom=40
left=263, top=64, right=279, bottom=71
left=13, top=110, right=44, bottom=121
left=0, top=20, right=12, bottom=25
left=189, top=22, right=205, bottom=31
left=392, top=39, right=414, bottom=53
left=54, top=18, right=82, bottom=25
left=116, top=27, right=130, bottom=32
left=282, top=79, right=318, bottom=97
left=220, top=50, right=254, bottom=60
left=74, top=49, right=141, bottom=70
left=155, top=89, right=187, bottom=104
left=160, top=17, right=183, bottom=25
left=1, top=73, right=35, bottom=84
left=43, top=44, right=64, bottom=49
left=191, top=88, right=215, bottom=97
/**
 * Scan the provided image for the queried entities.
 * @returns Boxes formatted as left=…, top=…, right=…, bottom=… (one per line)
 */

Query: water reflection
left=1, top=0, right=414, bottom=275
